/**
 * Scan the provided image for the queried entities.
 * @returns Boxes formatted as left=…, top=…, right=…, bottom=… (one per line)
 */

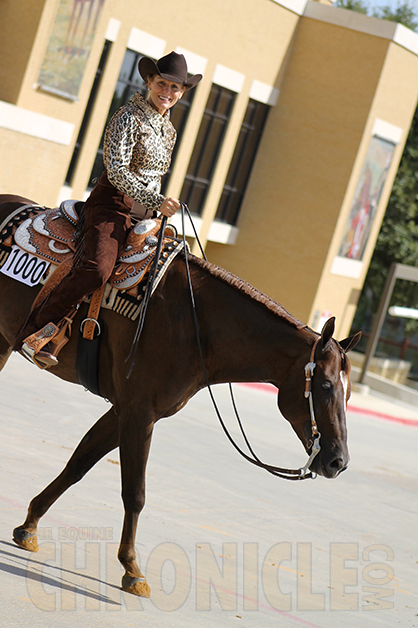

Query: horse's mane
left=189, top=255, right=308, bottom=332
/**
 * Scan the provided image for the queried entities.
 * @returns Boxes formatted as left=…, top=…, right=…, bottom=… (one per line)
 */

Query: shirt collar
left=131, top=92, right=171, bottom=134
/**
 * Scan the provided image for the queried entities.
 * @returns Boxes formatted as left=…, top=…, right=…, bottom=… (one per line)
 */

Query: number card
left=0, top=245, right=50, bottom=287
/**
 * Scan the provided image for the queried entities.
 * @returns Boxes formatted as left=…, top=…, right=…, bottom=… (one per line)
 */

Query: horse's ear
left=339, top=330, right=362, bottom=353
left=320, top=317, right=335, bottom=349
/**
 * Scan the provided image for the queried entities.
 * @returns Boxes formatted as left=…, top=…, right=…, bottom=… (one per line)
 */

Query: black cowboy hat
left=138, top=51, right=202, bottom=90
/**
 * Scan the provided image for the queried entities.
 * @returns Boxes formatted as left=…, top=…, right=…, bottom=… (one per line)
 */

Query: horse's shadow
left=0, top=540, right=121, bottom=606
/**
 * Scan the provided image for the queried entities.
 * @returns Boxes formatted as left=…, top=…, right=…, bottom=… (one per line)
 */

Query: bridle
left=178, top=203, right=322, bottom=481
left=126, top=203, right=322, bottom=480
left=301, top=336, right=322, bottom=477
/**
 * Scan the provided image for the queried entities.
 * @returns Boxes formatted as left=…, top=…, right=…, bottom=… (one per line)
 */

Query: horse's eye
left=322, top=382, right=332, bottom=391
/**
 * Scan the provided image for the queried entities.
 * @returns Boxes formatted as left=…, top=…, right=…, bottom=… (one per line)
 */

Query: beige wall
left=69, top=0, right=300, bottom=199
left=0, top=0, right=46, bottom=104
left=0, top=127, right=70, bottom=207
left=0, top=0, right=301, bottom=206
left=206, top=17, right=391, bottom=325
left=1, top=0, right=418, bottom=337
left=0, top=0, right=110, bottom=204
left=310, top=41, right=418, bottom=337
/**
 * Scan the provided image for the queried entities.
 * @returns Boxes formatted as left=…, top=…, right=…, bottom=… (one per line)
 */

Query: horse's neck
left=189, top=260, right=313, bottom=387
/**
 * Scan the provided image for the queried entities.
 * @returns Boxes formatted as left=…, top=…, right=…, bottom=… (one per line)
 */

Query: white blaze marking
left=340, top=371, right=348, bottom=412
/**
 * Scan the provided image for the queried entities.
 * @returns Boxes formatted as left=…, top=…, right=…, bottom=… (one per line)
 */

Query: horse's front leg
left=13, top=406, right=119, bottom=552
left=118, top=413, right=154, bottom=597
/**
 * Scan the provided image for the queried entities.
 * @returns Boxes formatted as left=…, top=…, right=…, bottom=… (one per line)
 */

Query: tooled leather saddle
left=0, top=200, right=185, bottom=389
left=2, top=199, right=185, bottom=328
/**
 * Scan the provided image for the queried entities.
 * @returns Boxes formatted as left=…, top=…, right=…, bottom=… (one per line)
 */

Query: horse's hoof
left=13, top=526, right=39, bottom=552
left=121, top=574, right=151, bottom=597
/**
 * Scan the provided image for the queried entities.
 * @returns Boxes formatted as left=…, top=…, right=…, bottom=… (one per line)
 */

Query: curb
left=346, top=405, right=418, bottom=427
left=238, top=382, right=418, bottom=427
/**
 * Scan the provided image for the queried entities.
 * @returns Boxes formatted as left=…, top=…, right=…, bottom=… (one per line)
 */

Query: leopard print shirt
left=103, top=93, right=177, bottom=211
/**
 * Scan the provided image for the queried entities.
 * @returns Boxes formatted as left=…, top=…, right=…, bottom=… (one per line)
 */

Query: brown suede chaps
left=14, top=171, right=134, bottom=350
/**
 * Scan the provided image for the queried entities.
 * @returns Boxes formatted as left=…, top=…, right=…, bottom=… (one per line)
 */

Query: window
left=215, top=99, right=269, bottom=225
left=87, top=49, right=146, bottom=188
left=87, top=49, right=194, bottom=190
left=65, top=40, right=111, bottom=185
left=180, top=85, right=236, bottom=216
left=160, top=84, right=195, bottom=193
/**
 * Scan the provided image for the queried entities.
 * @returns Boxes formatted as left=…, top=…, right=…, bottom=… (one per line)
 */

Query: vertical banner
left=37, top=0, right=106, bottom=99
left=338, top=136, right=396, bottom=261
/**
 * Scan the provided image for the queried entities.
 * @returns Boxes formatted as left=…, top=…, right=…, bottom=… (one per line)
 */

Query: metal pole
left=359, top=263, right=397, bottom=384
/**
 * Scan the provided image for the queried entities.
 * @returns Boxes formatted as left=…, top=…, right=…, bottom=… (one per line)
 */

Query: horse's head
left=278, top=317, right=361, bottom=479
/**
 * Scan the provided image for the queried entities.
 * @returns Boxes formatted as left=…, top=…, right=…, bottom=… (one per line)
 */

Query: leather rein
left=125, top=203, right=321, bottom=480
left=179, top=203, right=321, bottom=481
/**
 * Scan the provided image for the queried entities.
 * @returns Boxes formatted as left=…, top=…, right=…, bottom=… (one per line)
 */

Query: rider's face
left=147, top=76, right=185, bottom=115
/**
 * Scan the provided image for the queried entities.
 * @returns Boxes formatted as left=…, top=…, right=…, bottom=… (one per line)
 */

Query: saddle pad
left=103, top=238, right=185, bottom=320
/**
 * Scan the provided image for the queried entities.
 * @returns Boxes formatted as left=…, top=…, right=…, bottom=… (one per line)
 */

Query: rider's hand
left=159, top=197, right=181, bottom=218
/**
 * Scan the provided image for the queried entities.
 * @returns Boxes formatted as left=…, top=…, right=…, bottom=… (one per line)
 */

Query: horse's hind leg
left=13, top=406, right=119, bottom=552
left=0, top=333, right=12, bottom=372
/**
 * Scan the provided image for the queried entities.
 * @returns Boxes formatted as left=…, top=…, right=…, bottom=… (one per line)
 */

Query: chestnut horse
left=0, top=195, right=360, bottom=597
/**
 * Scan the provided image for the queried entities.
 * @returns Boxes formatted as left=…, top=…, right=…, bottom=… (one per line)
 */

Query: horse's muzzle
left=310, top=455, right=349, bottom=479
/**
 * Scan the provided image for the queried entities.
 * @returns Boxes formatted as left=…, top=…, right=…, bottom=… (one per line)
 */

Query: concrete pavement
left=0, top=353, right=417, bottom=627
left=348, top=389, right=418, bottom=425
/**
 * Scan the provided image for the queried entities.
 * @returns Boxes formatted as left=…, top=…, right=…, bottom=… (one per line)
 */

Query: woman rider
left=15, top=51, right=202, bottom=367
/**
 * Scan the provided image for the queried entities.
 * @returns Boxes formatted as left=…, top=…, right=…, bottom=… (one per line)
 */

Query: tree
left=351, top=109, right=418, bottom=335
left=335, top=0, right=369, bottom=14
left=336, top=0, right=418, bottom=29
left=372, top=2, right=418, bottom=30
left=348, top=2, right=418, bottom=341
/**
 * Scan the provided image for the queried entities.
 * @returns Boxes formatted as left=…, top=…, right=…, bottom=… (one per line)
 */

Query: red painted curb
left=346, top=405, right=418, bottom=427
left=238, top=382, right=276, bottom=394
left=238, top=382, right=418, bottom=427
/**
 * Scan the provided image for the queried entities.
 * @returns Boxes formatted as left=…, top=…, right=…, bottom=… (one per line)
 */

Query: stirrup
left=19, top=308, right=78, bottom=370
left=20, top=323, right=60, bottom=370
left=21, top=343, right=59, bottom=369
